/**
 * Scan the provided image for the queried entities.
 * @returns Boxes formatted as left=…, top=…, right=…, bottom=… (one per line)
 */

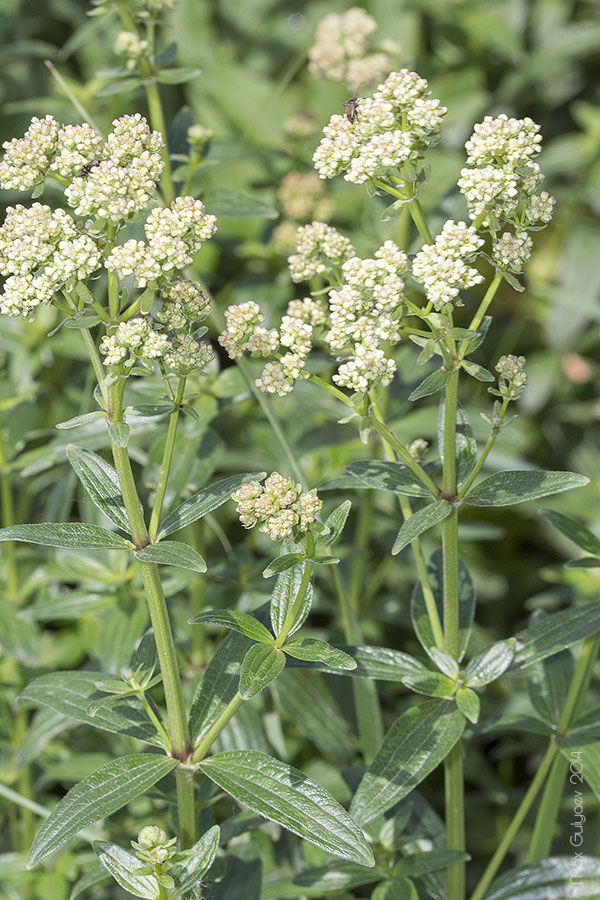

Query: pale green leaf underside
left=392, top=501, right=452, bottom=555
left=29, top=754, right=177, bottom=867
left=239, top=644, right=285, bottom=698
left=199, top=750, right=374, bottom=867
left=189, top=609, right=273, bottom=643
left=510, top=603, right=600, bottom=669
left=134, top=540, right=207, bottom=573
left=344, top=460, right=431, bottom=498
left=284, top=638, right=356, bottom=671
left=173, top=825, right=221, bottom=895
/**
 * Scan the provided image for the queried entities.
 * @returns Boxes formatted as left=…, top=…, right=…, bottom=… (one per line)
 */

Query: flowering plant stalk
left=1, top=3, right=600, bottom=900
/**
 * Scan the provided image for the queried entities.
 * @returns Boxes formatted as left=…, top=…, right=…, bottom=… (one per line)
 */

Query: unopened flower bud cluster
left=132, top=825, right=177, bottom=867
left=114, top=30, right=149, bottom=60
left=232, top=474, right=322, bottom=542
left=412, top=220, right=484, bottom=310
left=218, top=302, right=279, bottom=360
left=495, top=355, right=527, bottom=400
left=458, top=115, right=555, bottom=231
left=313, top=70, right=447, bottom=185
left=277, top=172, right=334, bottom=224
left=492, top=231, right=533, bottom=273
left=0, top=203, right=101, bottom=317
left=308, top=7, right=395, bottom=87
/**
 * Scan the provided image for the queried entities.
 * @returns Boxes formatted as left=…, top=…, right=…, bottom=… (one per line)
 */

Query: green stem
left=193, top=692, right=245, bottom=761
left=75, top=282, right=111, bottom=323
left=527, top=631, right=600, bottom=861
left=408, top=196, right=434, bottom=244
left=0, top=421, right=18, bottom=601
left=457, top=399, right=509, bottom=500
left=468, top=743, right=558, bottom=900
left=148, top=377, right=186, bottom=542
left=139, top=692, right=171, bottom=748
left=465, top=271, right=503, bottom=337
left=441, top=368, right=465, bottom=900
left=332, top=566, right=384, bottom=764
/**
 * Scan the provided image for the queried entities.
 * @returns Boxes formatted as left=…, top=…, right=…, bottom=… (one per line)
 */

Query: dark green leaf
left=540, top=510, right=600, bottom=557
left=464, top=470, right=589, bottom=507
left=402, top=672, right=456, bottom=698
left=239, top=643, right=286, bottom=698
left=557, top=744, right=600, bottom=798
left=291, top=862, right=384, bottom=891
left=284, top=638, right=356, bottom=671
left=27, top=592, right=117, bottom=620
left=371, top=877, right=418, bottom=900
left=189, top=631, right=250, bottom=744
left=199, top=750, right=374, bottom=866
left=158, top=473, right=266, bottom=538
left=392, top=501, right=453, bottom=555
left=510, top=604, right=600, bottom=669
left=565, top=557, right=600, bottom=568
left=270, top=563, right=313, bottom=638
left=263, top=552, right=305, bottom=578
left=173, top=825, right=220, bottom=895
left=408, top=370, right=450, bottom=402
left=0, top=523, right=130, bottom=551
left=465, top=639, right=516, bottom=686
left=286, top=645, right=427, bottom=682
left=320, top=500, right=352, bottom=547
left=189, top=610, right=272, bottom=643
left=438, top=400, right=477, bottom=484
left=484, top=856, right=600, bottom=899
left=134, top=540, right=207, bottom=573
left=155, top=66, right=202, bottom=84
left=396, top=849, right=471, bottom=877
left=528, top=649, right=575, bottom=726
left=66, top=445, right=129, bottom=531
left=350, top=701, right=465, bottom=824
left=18, top=672, right=163, bottom=747
left=94, top=842, right=159, bottom=898
left=344, top=460, right=431, bottom=498
left=29, top=755, right=177, bottom=867
left=273, top=670, right=354, bottom=762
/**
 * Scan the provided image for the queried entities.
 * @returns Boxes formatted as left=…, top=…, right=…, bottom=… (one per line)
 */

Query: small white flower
left=288, top=221, right=355, bottom=282
left=114, top=30, right=149, bottom=59
left=412, top=220, right=484, bottom=310
left=0, top=115, right=59, bottom=190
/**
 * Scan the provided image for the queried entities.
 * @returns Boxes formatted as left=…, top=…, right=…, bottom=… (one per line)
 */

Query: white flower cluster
left=496, top=354, right=527, bottom=399
left=105, top=196, right=217, bottom=286
left=308, top=7, right=394, bottom=87
left=218, top=302, right=279, bottom=360
left=313, top=70, right=447, bottom=185
left=65, top=114, right=164, bottom=223
left=286, top=296, right=328, bottom=327
left=114, top=30, right=149, bottom=59
left=100, top=318, right=170, bottom=366
left=232, top=473, right=322, bottom=542
left=0, top=203, right=101, bottom=317
left=256, top=313, right=313, bottom=397
left=157, top=279, right=211, bottom=330
left=164, top=333, right=214, bottom=375
left=277, top=172, right=334, bottom=223
left=458, top=115, right=554, bottom=229
left=0, top=115, right=59, bottom=190
left=53, top=123, right=104, bottom=178
left=288, top=222, right=355, bottom=282
left=333, top=340, right=396, bottom=393
left=492, top=231, right=533, bottom=272
left=412, top=220, right=484, bottom=309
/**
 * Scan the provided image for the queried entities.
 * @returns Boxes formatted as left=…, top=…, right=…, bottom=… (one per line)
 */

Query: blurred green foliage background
left=1, top=0, right=599, bottom=896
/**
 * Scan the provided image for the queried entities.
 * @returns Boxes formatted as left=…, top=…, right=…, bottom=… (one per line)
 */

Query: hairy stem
left=148, top=376, right=186, bottom=541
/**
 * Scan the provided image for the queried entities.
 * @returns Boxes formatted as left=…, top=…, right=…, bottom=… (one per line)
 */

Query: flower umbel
left=232, top=474, right=322, bottom=542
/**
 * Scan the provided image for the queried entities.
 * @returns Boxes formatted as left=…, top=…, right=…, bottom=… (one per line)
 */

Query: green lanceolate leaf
left=56, top=411, right=106, bottom=430
left=263, top=552, right=305, bottom=578
left=286, top=645, right=427, bottom=682
left=201, top=186, right=277, bottom=219
left=541, top=509, right=600, bottom=557
left=350, top=700, right=466, bottom=824
left=189, top=631, right=250, bottom=744
left=29, top=754, right=177, bottom=867
left=134, top=540, right=207, bottom=573
left=158, top=472, right=266, bottom=539
left=27, top=592, right=117, bottom=620
left=155, top=66, right=202, bottom=84
left=273, top=670, right=354, bottom=762
left=484, top=856, right=600, bottom=899
left=392, top=501, right=453, bottom=555
left=270, top=563, right=313, bottom=637
left=283, top=638, right=356, bottom=671
left=18, top=671, right=163, bottom=746
left=411, top=550, right=475, bottom=662
left=429, top=647, right=460, bottom=679
left=402, top=672, right=456, bottom=698
left=465, top=639, right=516, bottom=687
left=290, top=862, right=385, bottom=891
left=0, top=523, right=131, bottom=551
left=565, top=557, right=600, bottom=568
left=461, top=360, right=494, bottom=381
left=198, top=750, right=374, bottom=866
left=239, top=643, right=286, bottom=698
left=438, top=399, right=477, bottom=484
left=93, top=842, right=159, bottom=899
left=344, top=460, right=432, bottom=498
left=510, top=603, right=600, bottom=669
left=320, top=500, right=352, bottom=546
left=173, top=825, right=220, bottom=896
left=528, top=650, right=574, bottom=726
left=408, top=369, right=450, bottom=401
left=396, top=849, right=471, bottom=877
left=557, top=744, right=600, bottom=798
left=189, top=610, right=273, bottom=643
left=66, top=445, right=129, bottom=531
left=456, top=687, right=480, bottom=723
left=464, top=470, right=589, bottom=507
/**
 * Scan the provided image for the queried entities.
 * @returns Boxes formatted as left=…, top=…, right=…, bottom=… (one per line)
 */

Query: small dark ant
left=78, top=159, right=100, bottom=178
